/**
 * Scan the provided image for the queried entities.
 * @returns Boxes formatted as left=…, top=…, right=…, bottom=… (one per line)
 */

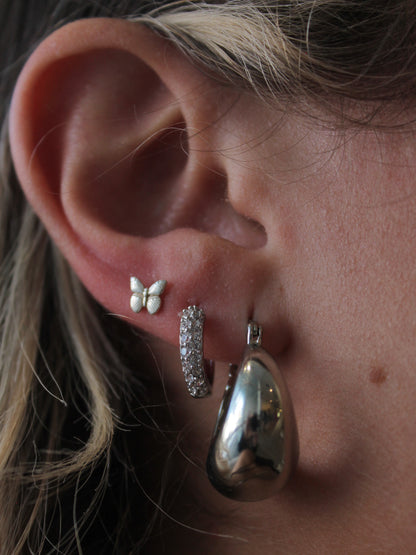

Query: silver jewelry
left=206, top=321, right=298, bottom=501
left=130, top=277, right=167, bottom=314
left=179, top=306, right=213, bottom=398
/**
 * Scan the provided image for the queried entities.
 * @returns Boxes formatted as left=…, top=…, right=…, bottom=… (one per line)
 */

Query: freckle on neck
left=369, top=366, right=387, bottom=385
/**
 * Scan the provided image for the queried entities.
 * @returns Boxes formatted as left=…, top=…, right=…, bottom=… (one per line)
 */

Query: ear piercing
left=206, top=321, right=299, bottom=501
left=131, top=273, right=298, bottom=500
left=179, top=306, right=213, bottom=398
left=130, top=277, right=167, bottom=314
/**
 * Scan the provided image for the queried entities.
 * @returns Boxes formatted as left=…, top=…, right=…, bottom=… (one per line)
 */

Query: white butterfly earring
left=130, top=277, right=167, bottom=315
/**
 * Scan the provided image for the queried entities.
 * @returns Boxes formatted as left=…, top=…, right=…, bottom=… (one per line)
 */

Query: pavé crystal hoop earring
left=179, top=306, right=214, bottom=398
left=206, top=321, right=299, bottom=501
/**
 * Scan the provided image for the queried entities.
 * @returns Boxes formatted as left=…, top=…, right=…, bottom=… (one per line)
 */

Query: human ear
left=9, top=18, right=278, bottom=362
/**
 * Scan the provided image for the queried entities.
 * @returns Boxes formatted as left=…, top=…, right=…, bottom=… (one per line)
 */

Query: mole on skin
left=369, top=366, right=387, bottom=385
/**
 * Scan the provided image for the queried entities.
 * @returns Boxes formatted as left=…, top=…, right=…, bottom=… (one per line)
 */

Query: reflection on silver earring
left=206, top=321, right=298, bottom=501
left=180, top=306, right=213, bottom=398
left=130, top=277, right=167, bottom=314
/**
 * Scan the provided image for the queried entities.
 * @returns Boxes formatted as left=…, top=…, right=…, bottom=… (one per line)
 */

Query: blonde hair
left=0, top=0, right=415, bottom=552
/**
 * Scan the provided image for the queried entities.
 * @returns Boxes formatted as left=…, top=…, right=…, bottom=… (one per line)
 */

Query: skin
left=9, top=18, right=416, bottom=554
left=147, top=105, right=416, bottom=554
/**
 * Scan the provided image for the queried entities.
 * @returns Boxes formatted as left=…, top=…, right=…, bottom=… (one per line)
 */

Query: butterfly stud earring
left=130, top=277, right=167, bottom=314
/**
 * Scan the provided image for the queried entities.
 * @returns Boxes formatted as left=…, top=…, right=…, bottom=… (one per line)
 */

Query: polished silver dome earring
left=206, top=321, right=299, bottom=501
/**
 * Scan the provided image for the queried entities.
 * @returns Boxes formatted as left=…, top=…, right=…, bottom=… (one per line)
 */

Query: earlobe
left=9, top=18, right=278, bottom=363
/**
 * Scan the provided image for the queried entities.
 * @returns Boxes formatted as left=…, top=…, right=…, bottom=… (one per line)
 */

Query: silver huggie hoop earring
left=180, top=306, right=214, bottom=398
left=206, top=321, right=298, bottom=501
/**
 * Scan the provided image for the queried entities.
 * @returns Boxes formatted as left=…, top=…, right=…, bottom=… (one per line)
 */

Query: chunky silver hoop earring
left=179, top=306, right=213, bottom=398
left=206, top=321, right=298, bottom=501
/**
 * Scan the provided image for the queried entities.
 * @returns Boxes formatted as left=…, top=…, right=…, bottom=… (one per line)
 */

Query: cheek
left=278, top=127, right=416, bottom=361
left=280, top=147, right=416, bottom=482
left=296, top=171, right=416, bottom=356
